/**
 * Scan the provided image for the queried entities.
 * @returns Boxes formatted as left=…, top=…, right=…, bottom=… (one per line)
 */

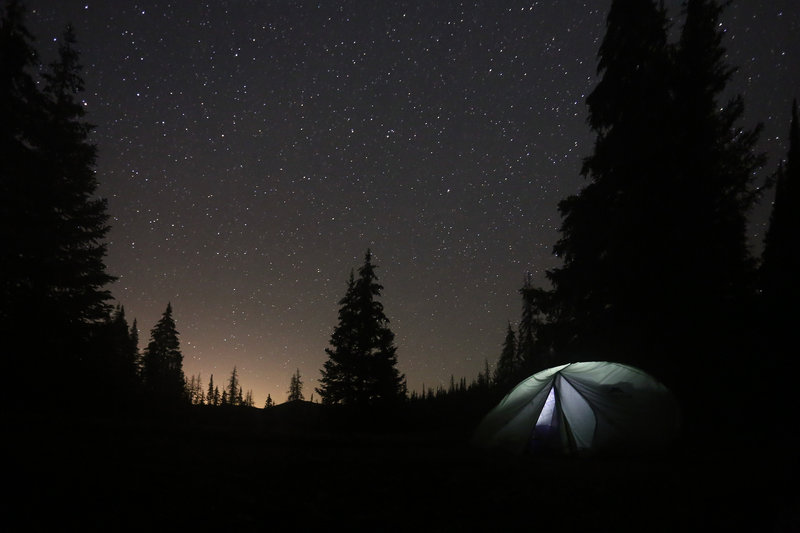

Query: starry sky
left=25, top=1, right=799, bottom=405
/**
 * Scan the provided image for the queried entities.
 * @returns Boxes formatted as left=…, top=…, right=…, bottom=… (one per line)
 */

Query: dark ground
left=6, top=404, right=798, bottom=532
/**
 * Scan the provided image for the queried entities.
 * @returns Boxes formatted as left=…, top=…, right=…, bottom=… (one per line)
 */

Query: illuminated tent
left=473, top=361, right=680, bottom=455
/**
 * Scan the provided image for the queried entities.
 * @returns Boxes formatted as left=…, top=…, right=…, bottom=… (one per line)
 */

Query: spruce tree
left=545, top=0, right=764, bottom=393
left=317, top=271, right=357, bottom=404
left=1, top=3, right=115, bottom=408
left=669, top=0, right=764, bottom=356
left=287, top=368, right=304, bottom=402
left=95, top=305, right=140, bottom=408
left=40, top=24, right=114, bottom=321
left=494, top=323, right=519, bottom=390
left=317, top=250, right=405, bottom=406
left=516, top=273, right=536, bottom=367
left=227, top=366, right=240, bottom=406
left=761, top=100, right=800, bottom=374
left=140, top=303, right=186, bottom=406
left=206, top=374, right=216, bottom=406
left=187, top=374, right=204, bottom=405
left=515, top=272, right=554, bottom=372
left=547, top=0, right=674, bottom=371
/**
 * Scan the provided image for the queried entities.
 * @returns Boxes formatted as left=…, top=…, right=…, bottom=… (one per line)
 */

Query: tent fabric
left=473, top=361, right=680, bottom=455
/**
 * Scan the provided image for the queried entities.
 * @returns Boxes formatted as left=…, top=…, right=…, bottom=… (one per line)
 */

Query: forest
left=2, top=0, right=798, bottom=530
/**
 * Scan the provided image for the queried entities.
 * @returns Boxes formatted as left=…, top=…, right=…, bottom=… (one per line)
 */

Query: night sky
left=25, top=1, right=799, bottom=405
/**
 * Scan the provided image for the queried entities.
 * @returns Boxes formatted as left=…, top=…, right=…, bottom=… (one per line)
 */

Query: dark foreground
left=7, top=407, right=798, bottom=532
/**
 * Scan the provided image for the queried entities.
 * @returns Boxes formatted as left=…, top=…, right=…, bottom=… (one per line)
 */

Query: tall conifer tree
left=545, top=0, right=763, bottom=393
left=317, top=250, right=405, bottom=406
left=1, top=6, right=114, bottom=407
left=516, top=273, right=536, bottom=369
left=287, top=368, right=304, bottom=402
left=206, top=374, right=216, bottom=406
left=670, top=0, right=764, bottom=349
left=227, top=366, right=240, bottom=406
left=493, top=322, right=519, bottom=390
left=97, top=305, right=140, bottom=408
left=761, top=100, right=800, bottom=378
left=547, top=0, right=673, bottom=371
left=317, top=271, right=357, bottom=405
left=141, top=303, right=186, bottom=406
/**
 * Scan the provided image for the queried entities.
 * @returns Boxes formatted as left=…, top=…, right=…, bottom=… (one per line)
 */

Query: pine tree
left=287, top=368, right=304, bottom=402
left=669, top=0, right=764, bottom=353
left=317, top=271, right=357, bottom=405
left=129, top=319, right=139, bottom=368
left=516, top=274, right=535, bottom=366
left=317, top=250, right=405, bottom=406
left=101, top=305, right=140, bottom=406
left=187, top=373, right=204, bottom=405
left=140, top=303, right=186, bottom=406
left=227, top=366, right=240, bottom=406
left=207, top=374, right=216, bottom=406
left=264, top=394, right=274, bottom=408
left=1, top=4, right=115, bottom=408
left=547, top=0, right=674, bottom=371
left=515, top=272, right=553, bottom=372
left=494, top=322, right=519, bottom=390
left=478, top=359, right=491, bottom=389
left=40, top=24, right=114, bottom=321
left=544, top=0, right=765, bottom=390
left=761, top=100, right=800, bottom=371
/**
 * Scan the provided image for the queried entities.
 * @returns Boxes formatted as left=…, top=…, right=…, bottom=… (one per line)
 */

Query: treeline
left=90, top=301, right=280, bottom=410
left=186, top=367, right=256, bottom=408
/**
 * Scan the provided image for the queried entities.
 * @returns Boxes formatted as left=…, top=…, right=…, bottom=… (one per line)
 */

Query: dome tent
left=473, top=362, right=680, bottom=455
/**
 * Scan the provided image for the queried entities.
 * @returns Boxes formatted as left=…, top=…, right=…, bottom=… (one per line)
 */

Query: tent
left=472, top=361, right=680, bottom=455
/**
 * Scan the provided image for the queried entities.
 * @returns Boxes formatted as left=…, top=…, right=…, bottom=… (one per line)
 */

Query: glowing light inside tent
left=536, top=385, right=557, bottom=429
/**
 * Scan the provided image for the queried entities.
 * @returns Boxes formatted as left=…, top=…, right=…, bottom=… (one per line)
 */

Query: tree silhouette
left=187, top=373, right=205, bottom=405
left=761, top=100, right=800, bottom=380
left=515, top=274, right=536, bottom=367
left=545, top=0, right=763, bottom=393
left=762, top=100, right=800, bottom=312
left=669, top=0, right=764, bottom=357
left=92, top=305, right=141, bottom=409
left=287, top=368, right=304, bottom=402
left=493, top=323, right=519, bottom=391
left=317, top=250, right=406, bottom=406
left=227, top=366, right=241, bottom=406
left=1, top=4, right=115, bottom=409
left=140, top=303, right=186, bottom=406
left=206, top=374, right=217, bottom=406
left=317, top=271, right=357, bottom=404
left=547, top=0, right=674, bottom=371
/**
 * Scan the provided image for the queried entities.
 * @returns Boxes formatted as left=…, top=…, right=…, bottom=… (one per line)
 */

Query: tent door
left=529, top=384, right=560, bottom=453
